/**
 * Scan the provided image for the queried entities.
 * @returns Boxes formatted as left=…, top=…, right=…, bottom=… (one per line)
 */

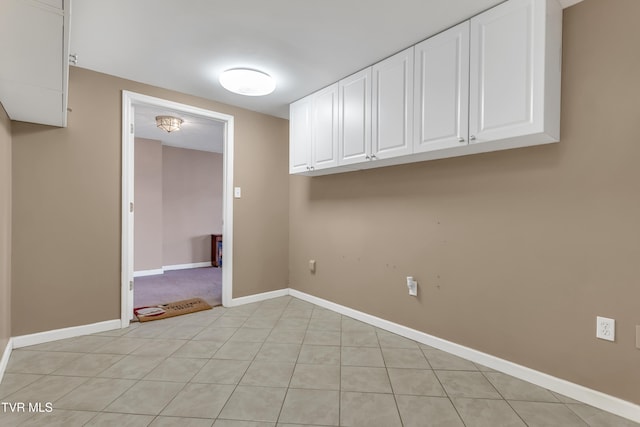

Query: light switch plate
left=636, top=325, right=640, bottom=349
left=234, top=187, right=241, bottom=198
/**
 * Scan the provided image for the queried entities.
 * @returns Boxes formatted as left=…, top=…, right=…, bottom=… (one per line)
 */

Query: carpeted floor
left=134, top=267, right=222, bottom=308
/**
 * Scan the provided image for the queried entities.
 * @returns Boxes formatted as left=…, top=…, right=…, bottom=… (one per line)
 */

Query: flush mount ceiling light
left=155, top=115, right=183, bottom=133
left=219, top=68, right=276, bottom=96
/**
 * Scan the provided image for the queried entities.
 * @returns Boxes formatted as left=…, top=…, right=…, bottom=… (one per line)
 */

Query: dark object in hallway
left=211, top=234, right=223, bottom=267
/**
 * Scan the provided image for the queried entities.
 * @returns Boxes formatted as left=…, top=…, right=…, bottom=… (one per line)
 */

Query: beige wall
left=134, top=139, right=223, bottom=271
left=134, top=138, right=163, bottom=271
left=289, top=0, right=640, bottom=404
left=11, top=66, right=289, bottom=336
left=162, top=145, right=223, bottom=266
left=0, top=103, right=11, bottom=355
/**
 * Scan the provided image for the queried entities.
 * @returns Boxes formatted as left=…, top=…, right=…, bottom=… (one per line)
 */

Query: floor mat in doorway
left=134, top=297, right=212, bottom=322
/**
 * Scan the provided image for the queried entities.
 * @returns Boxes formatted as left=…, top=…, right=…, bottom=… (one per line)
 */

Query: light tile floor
left=0, top=296, right=637, bottom=426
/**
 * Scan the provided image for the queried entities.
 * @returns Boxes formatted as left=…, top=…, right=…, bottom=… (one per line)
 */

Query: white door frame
left=121, top=91, right=235, bottom=327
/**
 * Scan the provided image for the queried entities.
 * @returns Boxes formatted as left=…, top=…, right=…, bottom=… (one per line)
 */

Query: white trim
left=133, top=268, right=164, bottom=278
left=11, top=320, right=121, bottom=349
left=289, top=289, right=640, bottom=424
left=121, top=91, right=235, bottom=327
left=0, top=338, right=13, bottom=384
left=221, top=115, right=234, bottom=307
left=229, top=288, right=290, bottom=307
left=121, top=92, right=135, bottom=327
left=558, top=0, right=583, bottom=9
left=163, top=262, right=212, bottom=272
left=134, top=263, right=215, bottom=277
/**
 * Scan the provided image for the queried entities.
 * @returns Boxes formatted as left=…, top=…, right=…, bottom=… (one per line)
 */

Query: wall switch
left=407, top=276, right=418, bottom=296
left=234, top=187, right=242, bottom=198
left=636, top=325, right=640, bottom=349
left=596, top=316, right=615, bottom=341
left=309, top=259, right=316, bottom=273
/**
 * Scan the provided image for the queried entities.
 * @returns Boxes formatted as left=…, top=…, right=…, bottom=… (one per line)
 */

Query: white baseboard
left=4, top=286, right=636, bottom=422
left=134, top=263, right=214, bottom=277
left=133, top=268, right=164, bottom=277
left=12, top=319, right=122, bottom=349
left=0, top=338, right=13, bottom=384
left=229, top=288, right=290, bottom=307
left=289, top=289, right=640, bottom=424
left=163, top=262, right=212, bottom=272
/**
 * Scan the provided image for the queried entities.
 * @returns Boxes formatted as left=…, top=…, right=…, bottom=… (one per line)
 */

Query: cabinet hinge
left=130, top=123, right=134, bottom=134
left=129, top=280, right=133, bottom=291
left=129, top=202, right=134, bottom=213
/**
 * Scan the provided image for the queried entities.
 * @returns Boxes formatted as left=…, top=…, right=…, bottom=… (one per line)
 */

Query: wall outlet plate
left=596, top=316, right=615, bottom=341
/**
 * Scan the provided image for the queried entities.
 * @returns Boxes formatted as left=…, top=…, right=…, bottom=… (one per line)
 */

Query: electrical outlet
left=636, top=325, right=640, bottom=349
left=596, top=316, right=615, bottom=342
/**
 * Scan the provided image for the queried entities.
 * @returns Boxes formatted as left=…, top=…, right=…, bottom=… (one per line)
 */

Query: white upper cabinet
left=289, top=0, right=563, bottom=176
left=311, top=83, right=339, bottom=170
left=414, top=21, right=470, bottom=153
left=289, top=96, right=313, bottom=174
left=338, top=68, right=372, bottom=166
left=469, top=0, right=561, bottom=145
left=0, top=0, right=71, bottom=127
left=372, top=47, right=414, bottom=160
left=289, top=83, right=339, bottom=174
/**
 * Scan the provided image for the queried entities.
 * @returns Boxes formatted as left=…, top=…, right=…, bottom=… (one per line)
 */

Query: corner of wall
left=0, top=101, right=12, bottom=358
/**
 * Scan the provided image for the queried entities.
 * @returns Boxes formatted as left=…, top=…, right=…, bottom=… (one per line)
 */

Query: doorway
left=121, top=91, right=235, bottom=328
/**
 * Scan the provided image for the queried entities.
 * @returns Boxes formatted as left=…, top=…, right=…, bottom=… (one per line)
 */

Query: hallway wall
left=11, top=67, right=289, bottom=336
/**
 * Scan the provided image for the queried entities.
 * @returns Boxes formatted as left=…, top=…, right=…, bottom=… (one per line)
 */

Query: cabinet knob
left=365, top=155, right=371, bottom=160
left=371, top=154, right=377, bottom=160
left=310, top=166, right=315, bottom=171
left=469, top=135, right=476, bottom=141
left=458, top=137, right=465, bottom=143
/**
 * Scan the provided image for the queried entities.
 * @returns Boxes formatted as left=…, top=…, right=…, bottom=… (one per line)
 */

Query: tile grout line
left=376, top=327, right=406, bottom=427
left=95, top=316, right=202, bottom=423
left=212, top=299, right=273, bottom=422
left=130, top=304, right=231, bottom=423
left=274, top=297, right=305, bottom=425
left=428, top=352, right=468, bottom=427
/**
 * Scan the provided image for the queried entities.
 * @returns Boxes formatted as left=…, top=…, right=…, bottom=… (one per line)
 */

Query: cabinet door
left=372, top=47, right=414, bottom=160
left=289, top=96, right=312, bottom=174
left=414, top=21, right=469, bottom=153
left=312, top=83, right=339, bottom=170
left=469, top=0, right=550, bottom=144
left=0, top=0, right=66, bottom=126
left=338, top=68, right=371, bottom=166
